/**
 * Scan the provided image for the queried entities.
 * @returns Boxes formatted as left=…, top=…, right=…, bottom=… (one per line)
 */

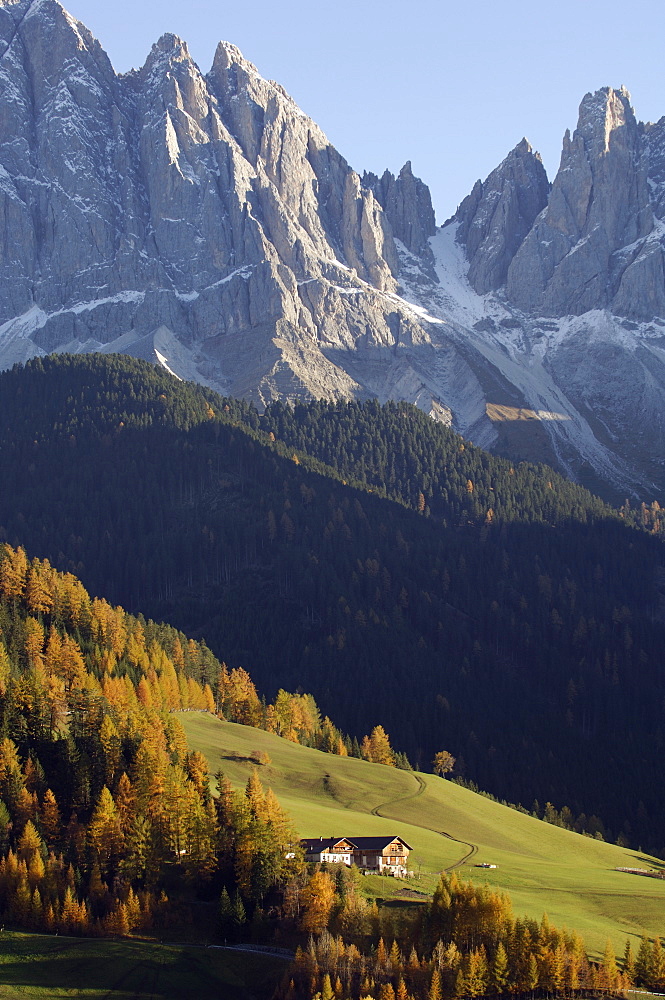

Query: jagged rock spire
left=454, top=138, right=549, bottom=294
left=363, top=161, right=436, bottom=255
left=506, top=87, right=659, bottom=318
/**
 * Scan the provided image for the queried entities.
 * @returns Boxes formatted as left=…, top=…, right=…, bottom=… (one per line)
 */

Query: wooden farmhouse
left=300, top=836, right=412, bottom=876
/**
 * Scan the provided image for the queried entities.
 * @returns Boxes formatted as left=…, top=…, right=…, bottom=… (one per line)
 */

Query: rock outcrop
left=506, top=88, right=663, bottom=319
left=454, top=138, right=549, bottom=293
left=363, top=162, right=437, bottom=255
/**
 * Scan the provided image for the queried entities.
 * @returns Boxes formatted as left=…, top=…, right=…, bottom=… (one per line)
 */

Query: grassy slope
left=0, top=932, right=285, bottom=999
left=180, top=712, right=665, bottom=957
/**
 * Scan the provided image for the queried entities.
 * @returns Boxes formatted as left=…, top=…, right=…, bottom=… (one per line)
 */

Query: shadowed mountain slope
left=1, top=354, right=665, bottom=856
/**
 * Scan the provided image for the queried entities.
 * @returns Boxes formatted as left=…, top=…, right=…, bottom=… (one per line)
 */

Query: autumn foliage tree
left=361, top=725, right=395, bottom=766
left=432, top=752, right=456, bottom=778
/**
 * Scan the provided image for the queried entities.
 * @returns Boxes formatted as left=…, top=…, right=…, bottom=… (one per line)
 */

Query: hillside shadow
left=0, top=952, right=161, bottom=997
left=0, top=945, right=264, bottom=999
left=631, top=855, right=665, bottom=870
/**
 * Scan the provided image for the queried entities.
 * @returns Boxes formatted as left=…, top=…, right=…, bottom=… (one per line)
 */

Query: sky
left=64, top=0, right=665, bottom=222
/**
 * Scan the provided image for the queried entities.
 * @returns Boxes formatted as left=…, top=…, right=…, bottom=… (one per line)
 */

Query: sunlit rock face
left=1, top=4, right=665, bottom=499
left=0, top=0, right=410, bottom=405
left=505, top=87, right=664, bottom=319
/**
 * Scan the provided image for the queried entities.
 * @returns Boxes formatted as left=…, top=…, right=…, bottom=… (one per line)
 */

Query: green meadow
left=180, top=711, right=665, bottom=958
left=0, top=931, right=285, bottom=999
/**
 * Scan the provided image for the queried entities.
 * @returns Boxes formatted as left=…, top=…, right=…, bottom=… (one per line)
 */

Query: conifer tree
left=88, top=786, right=123, bottom=872
left=636, top=935, right=654, bottom=985
left=301, top=871, right=336, bottom=934
left=429, top=968, right=442, bottom=1000
left=491, top=942, right=509, bottom=992
left=652, top=938, right=665, bottom=990
left=232, top=889, right=246, bottom=940
left=113, top=773, right=135, bottom=833
left=361, top=726, right=395, bottom=766
left=395, top=977, right=409, bottom=1000
left=623, top=939, right=636, bottom=982
left=320, top=974, right=335, bottom=1000
left=40, top=788, right=61, bottom=847
left=526, top=954, right=539, bottom=992
left=17, top=820, right=43, bottom=863
left=245, top=768, right=266, bottom=819
left=602, top=939, right=618, bottom=991
left=219, top=886, right=234, bottom=939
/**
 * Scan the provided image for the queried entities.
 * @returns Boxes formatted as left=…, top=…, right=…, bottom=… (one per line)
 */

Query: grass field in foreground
left=180, top=712, right=665, bottom=958
left=0, top=931, right=285, bottom=999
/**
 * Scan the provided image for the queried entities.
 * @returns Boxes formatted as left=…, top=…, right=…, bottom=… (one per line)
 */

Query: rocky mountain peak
left=513, top=136, right=533, bottom=155
left=506, top=84, right=657, bottom=317
left=2, top=0, right=96, bottom=54
left=152, top=32, right=190, bottom=58
left=0, top=1, right=404, bottom=396
left=143, top=33, right=196, bottom=80
left=453, top=136, right=549, bottom=293
left=1, top=0, right=113, bottom=82
left=362, top=161, right=436, bottom=256
left=3, top=1, right=665, bottom=500
left=575, top=86, right=635, bottom=155
left=206, top=39, right=400, bottom=291
left=139, top=29, right=210, bottom=129
left=212, top=39, right=259, bottom=76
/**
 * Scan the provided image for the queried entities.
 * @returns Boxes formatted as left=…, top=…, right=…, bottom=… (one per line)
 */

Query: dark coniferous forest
left=0, top=355, right=664, bottom=855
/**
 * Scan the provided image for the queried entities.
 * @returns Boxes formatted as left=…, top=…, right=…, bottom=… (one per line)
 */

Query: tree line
left=276, top=870, right=653, bottom=1000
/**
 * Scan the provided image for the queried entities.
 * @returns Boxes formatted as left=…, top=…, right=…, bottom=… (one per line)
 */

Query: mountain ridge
left=1, top=2, right=665, bottom=498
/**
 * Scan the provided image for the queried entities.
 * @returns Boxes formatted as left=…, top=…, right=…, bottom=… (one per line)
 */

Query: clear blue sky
left=65, top=0, right=665, bottom=222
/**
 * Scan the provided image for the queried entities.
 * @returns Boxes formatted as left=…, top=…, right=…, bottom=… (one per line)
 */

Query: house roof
left=301, top=836, right=412, bottom=852
left=300, top=838, right=351, bottom=853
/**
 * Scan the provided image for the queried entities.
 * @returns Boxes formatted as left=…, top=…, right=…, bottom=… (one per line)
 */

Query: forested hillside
left=1, top=355, right=664, bottom=855
left=0, top=542, right=412, bottom=944
left=252, top=398, right=614, bottom=527
left=0, top=544, right=305, bottom=934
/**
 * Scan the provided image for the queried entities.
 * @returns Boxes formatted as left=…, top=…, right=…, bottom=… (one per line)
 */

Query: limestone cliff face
left=3, top=4, right=665, bottom=499
left=363, top=162, right=437, bottom=255
left=432, top=87, right=665, bottom=498
left=454, top=139, right=549, bottom=294
left=506, top=88, right=663, bottom=319
left=0, top=0, right=418, bottom=405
